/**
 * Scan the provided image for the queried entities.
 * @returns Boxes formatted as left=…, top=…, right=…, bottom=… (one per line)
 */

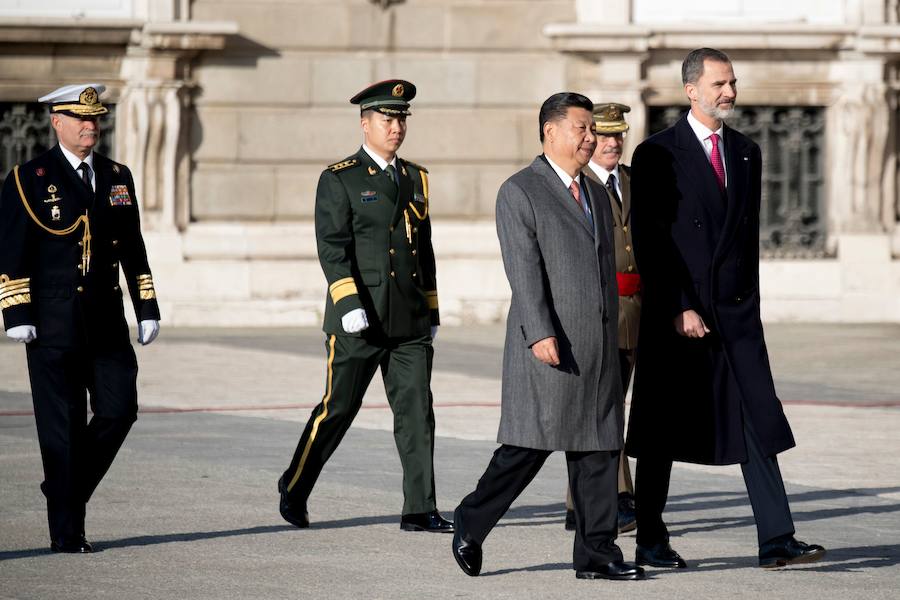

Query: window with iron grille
left=0, top=102, right=115, bottom=184
left=649, top=106, right=827, bottom=258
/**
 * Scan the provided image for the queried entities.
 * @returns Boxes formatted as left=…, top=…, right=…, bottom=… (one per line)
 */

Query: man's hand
left=531, top=336, right=560, bottom=366
left=6, top=325, right=36, bottom=343
left=341, top=308, right=369, bottom=334
left=138, top=320, right=160, bottom=345
left=430, top=325, right=438, bottom=341
left=674, top=310, right=710, bottom=338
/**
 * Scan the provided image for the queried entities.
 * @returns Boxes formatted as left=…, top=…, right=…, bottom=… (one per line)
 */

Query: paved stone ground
left=1, top=324, right=898, bottom=599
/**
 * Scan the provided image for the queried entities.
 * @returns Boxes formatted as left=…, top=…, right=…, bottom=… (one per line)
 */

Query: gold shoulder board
left=402, top=159, right=428, bottom=174
left=327, top=158, right=360, bottom=173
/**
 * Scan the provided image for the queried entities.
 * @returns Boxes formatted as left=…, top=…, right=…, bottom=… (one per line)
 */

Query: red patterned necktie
left=569, top=180, right=582, bottom=208
left=709, top=133, right=725, bottom=193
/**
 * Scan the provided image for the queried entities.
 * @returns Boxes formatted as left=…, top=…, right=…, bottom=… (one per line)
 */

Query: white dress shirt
left=362, top=144, right=398, bottom=172
left=59, top=144, right=96, bottom=192
left=687, top=110, right=727, bottom=187
left=545, top=154, right=593, bottom=223
left=586, top=161, right=622, bottom=199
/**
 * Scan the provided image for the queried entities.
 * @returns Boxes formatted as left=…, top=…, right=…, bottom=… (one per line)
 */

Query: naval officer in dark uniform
left=278, top=79, right=452, bottom=533
left=0, top=83, right=160, bottom=553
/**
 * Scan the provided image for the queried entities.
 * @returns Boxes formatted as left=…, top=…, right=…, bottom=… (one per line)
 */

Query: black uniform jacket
left=315, top=148, right=439, bottom=338
left=626, top=114, right=795, bottom=465
left=0, top=145, right=159, bottom=348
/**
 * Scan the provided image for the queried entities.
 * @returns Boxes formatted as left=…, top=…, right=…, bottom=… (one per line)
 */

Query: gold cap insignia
left=80, top=87, right=98, bottom=106
left=392, top=84, right=404, bottom=97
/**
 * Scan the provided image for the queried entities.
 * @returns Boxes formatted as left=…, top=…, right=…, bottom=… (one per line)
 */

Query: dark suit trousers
left=635, top=400, right=795, bottom=547
left=26, top=343, right=138, bottom=541
left=282, top=333, right=437, bottom=515
left=456, top=445, right=623, bottom=571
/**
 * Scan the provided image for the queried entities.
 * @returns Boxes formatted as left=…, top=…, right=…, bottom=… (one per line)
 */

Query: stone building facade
left=1, top=0, right=899, bottom=325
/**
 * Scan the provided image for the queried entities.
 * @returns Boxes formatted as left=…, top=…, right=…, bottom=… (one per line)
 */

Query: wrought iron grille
left=649, top=106, right=827, bottom=258
left=0, top=102, right=115, bottom=184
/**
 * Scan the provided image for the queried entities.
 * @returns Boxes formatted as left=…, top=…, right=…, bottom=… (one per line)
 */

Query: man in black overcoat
left=627, top=48, right=826, bottom=569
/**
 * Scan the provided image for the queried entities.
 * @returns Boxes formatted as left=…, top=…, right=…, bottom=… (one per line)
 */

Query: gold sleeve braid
left=329, top=277, right=358, bottom=304
left=0, top=275, right=31, bottom=309
left=136, top=274, right=157, bottom=300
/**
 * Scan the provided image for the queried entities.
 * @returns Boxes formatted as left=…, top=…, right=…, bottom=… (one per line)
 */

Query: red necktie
left=709, top=133, right=725, bottom=193
left=569, top=180, right=582, bottom=208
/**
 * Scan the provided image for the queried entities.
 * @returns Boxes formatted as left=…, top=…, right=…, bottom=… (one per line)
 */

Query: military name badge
left=109, top=184, right=132, bottom=206
left=44, top=184, right=62, bottom=204
left=361, top=190, right=378, bottom=203
left=413, top=192, right=425, bottom=204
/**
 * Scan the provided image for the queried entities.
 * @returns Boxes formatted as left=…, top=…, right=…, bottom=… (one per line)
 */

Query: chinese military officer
left=278, top=79, right=453, bottom=533
left=0, top=83, right=160, bottom=552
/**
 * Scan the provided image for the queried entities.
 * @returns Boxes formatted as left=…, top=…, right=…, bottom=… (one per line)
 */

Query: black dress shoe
left=564, top=509, right=576, bottom=531
left=759, top=535, right=826, bottom=568
left=277, top=476, right=309, bottom=528
left=400, top=510, right=454, bottom=532
left=618, top=493, right=636, bottom=533
left=452, top=530, right=482, bottom=576
left=635, top=542, right=687, bottom=568
left=50, top=536, right=93, bottom=554
left=576, top=560, right=645, bottom=581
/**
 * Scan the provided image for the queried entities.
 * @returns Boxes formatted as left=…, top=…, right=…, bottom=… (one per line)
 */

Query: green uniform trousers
left=281, top=332, right=437, bottom=515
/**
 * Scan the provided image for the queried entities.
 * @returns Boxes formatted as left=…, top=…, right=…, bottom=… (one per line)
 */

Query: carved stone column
left=827, top=73, right=891, bottom=237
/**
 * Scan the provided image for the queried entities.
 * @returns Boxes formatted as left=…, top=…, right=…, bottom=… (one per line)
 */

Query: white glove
left=138, top=320, right=160, bottom=346
left=341, top=308, right=369, bottom=334
left=430, top=325, right=438, bottom=340
left=6, top=325, right=36, bottom=343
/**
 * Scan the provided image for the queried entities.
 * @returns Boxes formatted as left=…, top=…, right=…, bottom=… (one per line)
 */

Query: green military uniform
left=280, top=80, right=444, bottom=521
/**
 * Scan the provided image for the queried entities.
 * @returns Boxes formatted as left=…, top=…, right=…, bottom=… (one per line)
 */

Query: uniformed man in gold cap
left=563, top=102, right=639, bottom=534
left=0, top=83, right=160, bottom=553
left=277, top=79, right=453, bottom=533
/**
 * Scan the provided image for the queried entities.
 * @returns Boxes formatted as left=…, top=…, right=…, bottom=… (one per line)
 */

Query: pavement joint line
left=1, top=398, right=898, bottom=418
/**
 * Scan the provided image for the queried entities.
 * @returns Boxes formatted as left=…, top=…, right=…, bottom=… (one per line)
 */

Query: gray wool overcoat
left=495, top=156, right=624, bottom=452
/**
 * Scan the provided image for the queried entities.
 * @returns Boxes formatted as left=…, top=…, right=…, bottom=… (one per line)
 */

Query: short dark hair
left=538, top=92, right=594, bottom=142
left=682, top=48, right=731, bottom=85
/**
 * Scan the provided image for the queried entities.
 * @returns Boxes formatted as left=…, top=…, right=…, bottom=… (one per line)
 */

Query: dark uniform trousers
left=26, top=342, right=138, bottom=540
left=635, top=368, right=795, bottom=547
left=457, top=445, right=623, bottom=571
left=281, top=331, right=437, bottom=515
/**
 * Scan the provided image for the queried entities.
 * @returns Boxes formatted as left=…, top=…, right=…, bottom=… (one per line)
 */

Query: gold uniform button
left=627, top=265, right=634, bottom=272
left=78, top=241, right=84, bottom=247
left=112, top=262, right=118, bottom=268
left=412, top=272, right=417, bottom=278
left=112, top=240, right=119, bottom=246
left=113, top=285, right=120, bottom=291
left=622, top=226, right=628, bottom=232
left=412, top=227, right=418, bottom=233
left=411, top=249, right=417, bottom=255
left=76, top=286, right=84, bottom=292
left=389, top=248, right=395, bottom=255
left=390, top=271, right=395, bottom=277
left=625, top=245, right=632, bottom=252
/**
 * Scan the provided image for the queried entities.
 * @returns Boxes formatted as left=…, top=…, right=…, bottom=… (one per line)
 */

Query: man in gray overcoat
left=450, top=92, right=644, bottom=582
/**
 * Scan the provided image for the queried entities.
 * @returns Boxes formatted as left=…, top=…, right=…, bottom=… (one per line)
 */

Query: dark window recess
left=649, top=106, right=827, bottom=258
left=0, top=102, right=115, bottom=184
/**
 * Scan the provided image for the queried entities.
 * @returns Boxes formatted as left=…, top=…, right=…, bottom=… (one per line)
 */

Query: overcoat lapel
left=619, top=166, right=632, bottom=226
left=673, top=116, right=726, bottom=227
left=93, top=155, right=110, bottom=211
left=532, top=156, right=595, bottom=238
left=713, top=125, right=752, bottom=263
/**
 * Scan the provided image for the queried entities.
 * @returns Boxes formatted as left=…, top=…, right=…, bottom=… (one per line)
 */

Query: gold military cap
left=593, top=102, right=630, bottom=134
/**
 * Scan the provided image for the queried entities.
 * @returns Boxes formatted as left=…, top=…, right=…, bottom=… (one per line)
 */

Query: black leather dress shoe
left=759, top=535, right=826, bottom=568
left=50, top=536, right=93, bottom=554
left=618, top=493, right=637, bottom=533
left=400, top=510, right=454, bottom=532
left=277, top=476, right=309, bottom=528
left=576, top=560, right=645, bottom=581
left=564, top=509, right=576, bottom=531
left=452, top=530, right=482, bottom=576
left=635, top=542, right=687, bottom=568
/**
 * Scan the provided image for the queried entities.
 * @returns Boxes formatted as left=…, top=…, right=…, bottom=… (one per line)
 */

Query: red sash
left=616, top=272, right=641, bottom=297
